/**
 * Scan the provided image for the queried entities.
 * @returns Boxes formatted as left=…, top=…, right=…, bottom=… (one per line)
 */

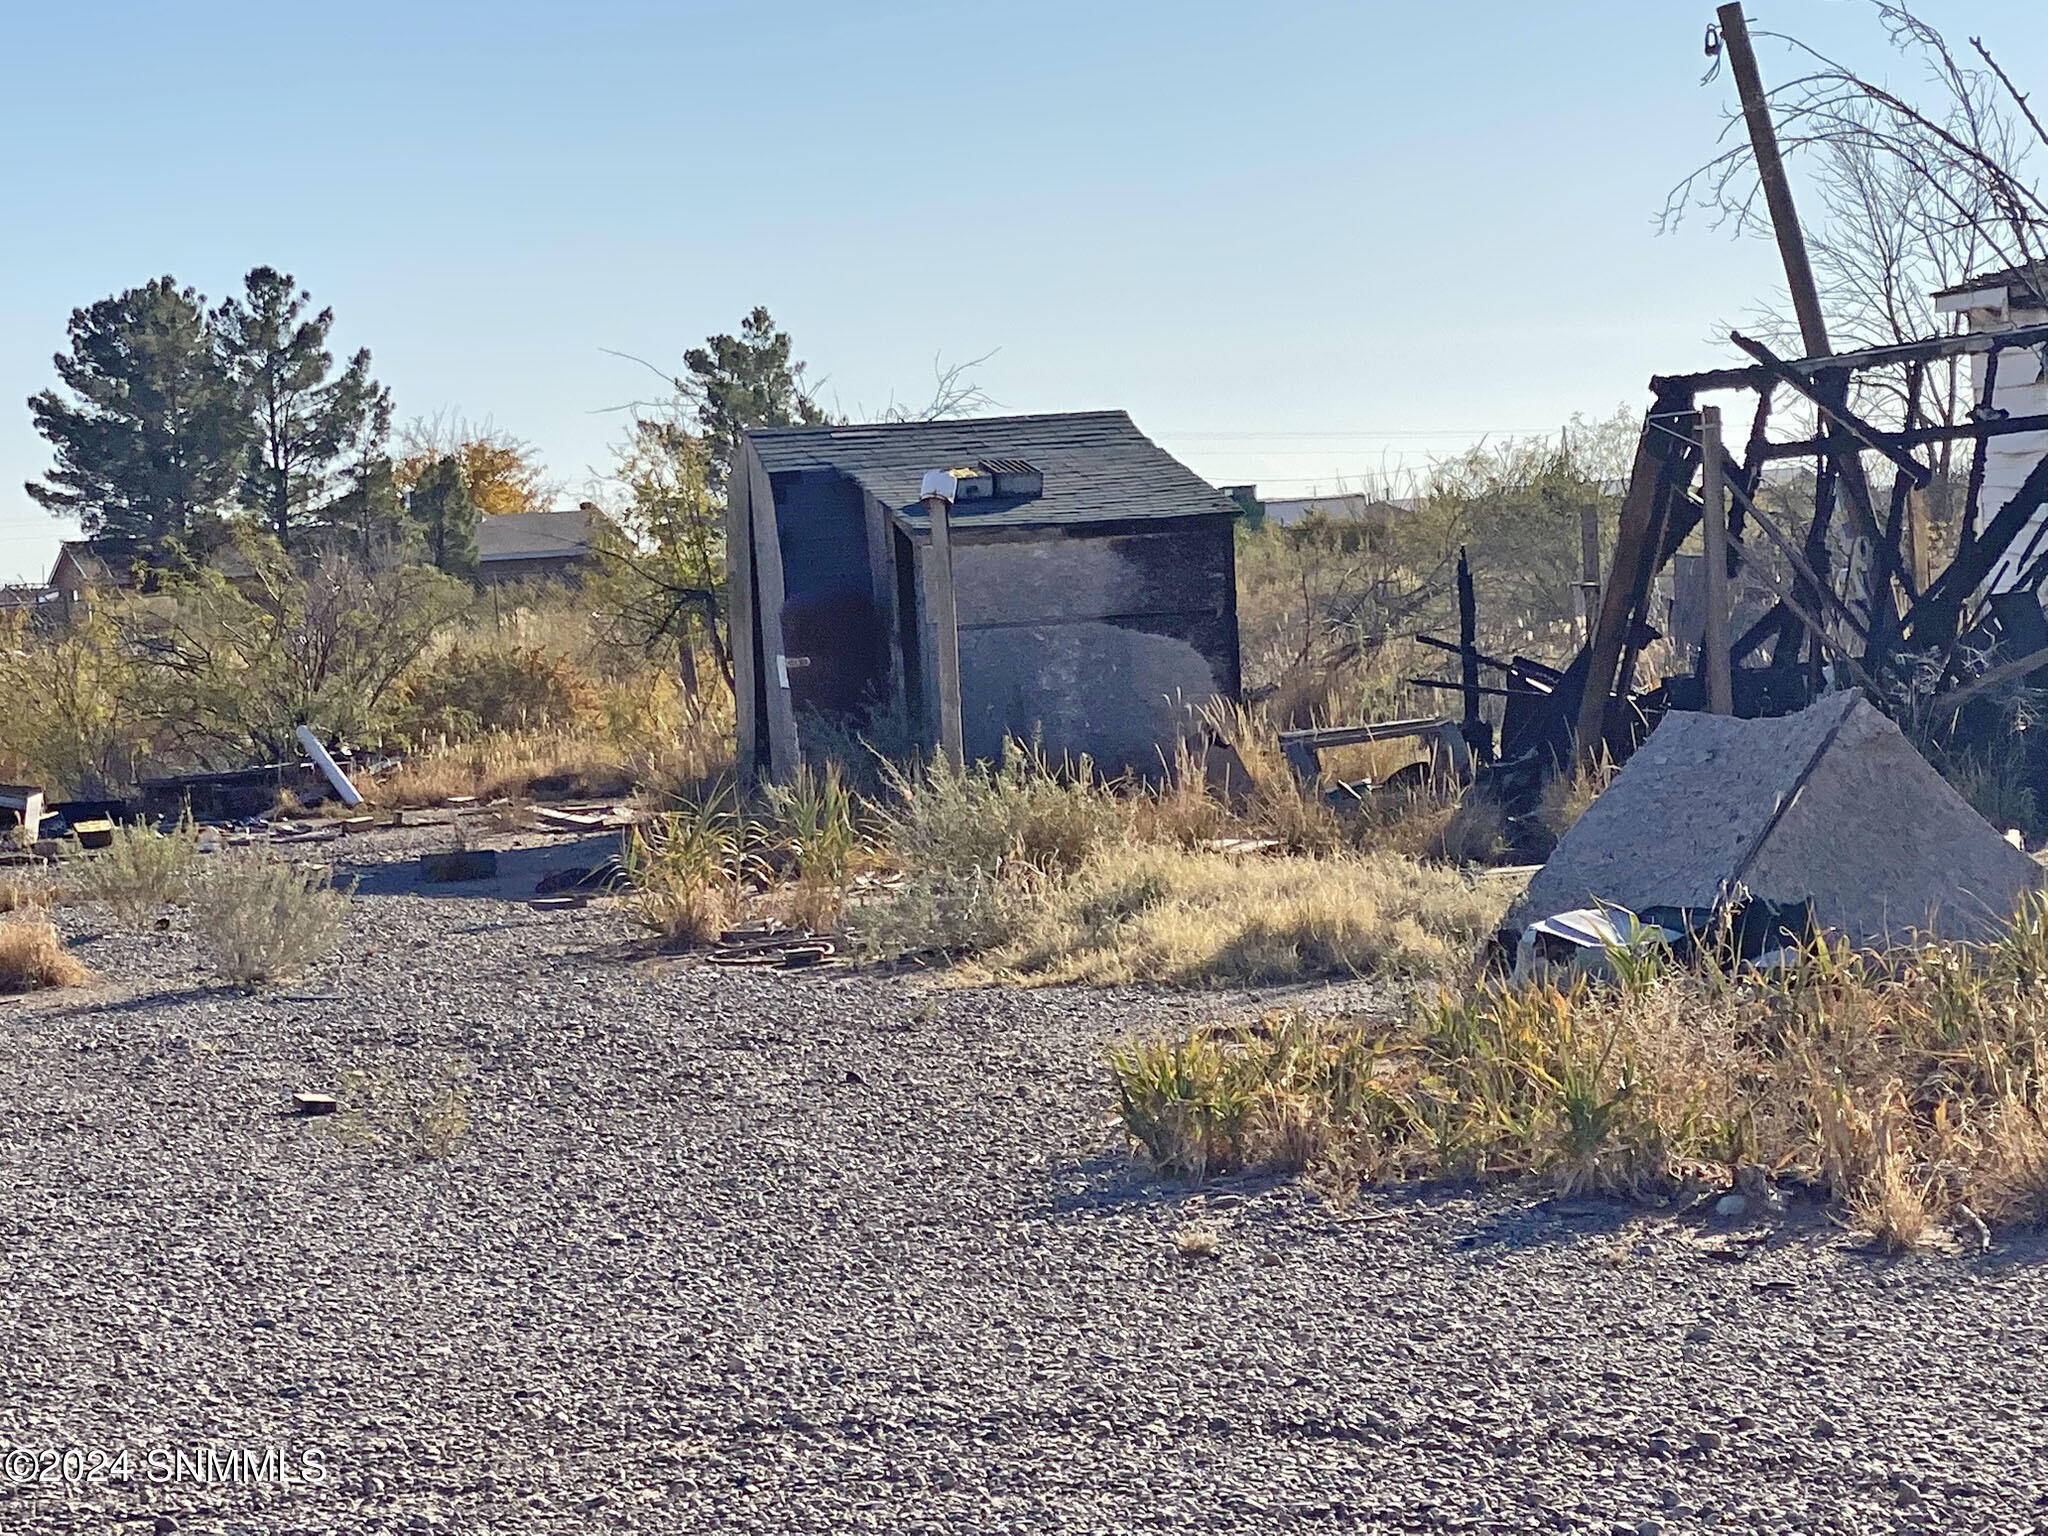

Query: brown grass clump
left=1974, top=1100, right=2048, bottom=1228
left=1107, top=897, right=2048, bottom=1240
left=370, top=680, right=734, bottom=809
left=0, top=874, right=60, bottom=913
left=1000, top=843, right=1505, bottom=987
left=0, top=914, right=91, bottom=993
left=1434, top=790, right=1509, bottom=865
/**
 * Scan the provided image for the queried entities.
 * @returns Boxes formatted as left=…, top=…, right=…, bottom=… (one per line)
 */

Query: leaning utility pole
left=1718, top=4, right=1891, bottom=645
left=1717, top=2, right=1829, bottom=357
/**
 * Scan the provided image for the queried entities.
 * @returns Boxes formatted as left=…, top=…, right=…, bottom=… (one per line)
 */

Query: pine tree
left=682, top=306, right=830, bottom=491
left=215, top=267, right=392, bottom=551
left=26, top=277, right=247, bottom=559
left=408, top=455, right=478, bottom=576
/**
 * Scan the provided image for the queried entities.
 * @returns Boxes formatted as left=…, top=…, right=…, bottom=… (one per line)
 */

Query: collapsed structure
left=1455, top=294, right=2048, bottom=815
left=729, top=411, right=1242, bottom=780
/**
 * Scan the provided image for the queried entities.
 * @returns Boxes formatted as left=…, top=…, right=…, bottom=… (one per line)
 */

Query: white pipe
left=295, top=724, right=364, bottom=808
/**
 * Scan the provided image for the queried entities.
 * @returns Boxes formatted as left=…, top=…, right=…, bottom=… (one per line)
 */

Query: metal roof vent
left=979, top=458, right=1043, bottom=498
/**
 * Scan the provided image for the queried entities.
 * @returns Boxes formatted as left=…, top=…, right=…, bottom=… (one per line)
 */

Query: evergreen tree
left=215, top=267, right=392, bottom=550
left=682, top=306, right=830, bottom=491
left=26, top=277, right=246, bottom=558
left=408, top=455, right=478, bottom=576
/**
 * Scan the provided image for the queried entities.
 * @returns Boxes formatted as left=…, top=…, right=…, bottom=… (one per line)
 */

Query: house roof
left=476, top=508, right=596, bottom=564
left=746, top=411, right=1238, bottom=532
left=51, top=540, right=128, bottom=586
left=1932, top=265, right=2048, bottom=307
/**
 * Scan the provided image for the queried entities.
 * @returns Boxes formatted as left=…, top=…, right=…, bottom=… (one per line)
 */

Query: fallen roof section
left=1505, top=692, right=2043, bottom=949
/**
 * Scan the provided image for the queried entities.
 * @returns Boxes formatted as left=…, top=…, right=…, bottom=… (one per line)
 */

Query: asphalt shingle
left=746, top=411, right=1236, bottom=531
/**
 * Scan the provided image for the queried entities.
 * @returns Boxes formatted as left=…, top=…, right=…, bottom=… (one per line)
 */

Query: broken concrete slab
left=1506, top=692, right=2043, bottom=949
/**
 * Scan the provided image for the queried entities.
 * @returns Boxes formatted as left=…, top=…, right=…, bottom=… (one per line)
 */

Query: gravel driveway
left=2, top=831, right=2045, bottom=1535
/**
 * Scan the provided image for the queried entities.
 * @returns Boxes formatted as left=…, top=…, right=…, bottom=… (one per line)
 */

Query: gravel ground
left=3, top=827, right=2048, bottom=1535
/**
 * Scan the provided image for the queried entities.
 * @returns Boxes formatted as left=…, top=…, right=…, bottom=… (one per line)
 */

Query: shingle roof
left=746, top=410, right=1237, bottom=531
left=476, top=509, right=595, bottom=563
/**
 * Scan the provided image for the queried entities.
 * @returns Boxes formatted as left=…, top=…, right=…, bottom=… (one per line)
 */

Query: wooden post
left=1717, top=2, right=1829, bottom=357
left=1907, top=485, right=1932, bottom=591
left=920, top=470, right=966, bottom=770
left=1578, top=503, right=1601, bottom=645
left=1700, top=407, right=1735, bottom=715
left=747, top=448, right=799, bottom=780
left=1456, top=547, right=1486, bottom=762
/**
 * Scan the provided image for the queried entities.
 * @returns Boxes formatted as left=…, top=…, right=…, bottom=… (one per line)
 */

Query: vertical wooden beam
left=1577, top=504, right=1601, bottom=646
left=726, top=445, right=759, bottom=781
left=1456, top=547, right=1487, bottom=761
left=746, top=448, right=800, bottom=781
left=920, top=478, right=966, bottom=769
left=1908, top=486, right=1932, bottom=591
left=1700, top=407, right=1735, bottom=715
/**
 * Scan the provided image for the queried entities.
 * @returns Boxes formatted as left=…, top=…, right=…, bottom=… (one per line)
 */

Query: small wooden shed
left=730, top=411, right=1241, bottom=779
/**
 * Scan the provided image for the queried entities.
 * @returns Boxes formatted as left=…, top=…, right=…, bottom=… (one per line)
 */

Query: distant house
left=0, top=584, right=60, bottom=614
left=1220, top=486, right=1417, bottom=531
left=732, top=410, right=1242, bottom=780
left=475, top=505, right=599, bottom=585
left=48, top=541, right=131, bottom=602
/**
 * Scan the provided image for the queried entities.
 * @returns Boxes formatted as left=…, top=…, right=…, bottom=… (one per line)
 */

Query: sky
left=3, top=0, right=2044, bottom=581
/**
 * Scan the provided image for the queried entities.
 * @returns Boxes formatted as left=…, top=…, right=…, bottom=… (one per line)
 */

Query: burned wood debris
left=1380, top=306, right=2048, bottom=852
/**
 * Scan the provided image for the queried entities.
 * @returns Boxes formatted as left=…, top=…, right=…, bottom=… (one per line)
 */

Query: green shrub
left=622, top=786, right=765, bottom=945
left=395, top=645, right=594, bottom=744
left=854, top=867, right=1035, bottom=961
left=189, top=850, right=351, bottom=989
left=75, top=821, right=198, bottom=924
left=878, top=740, right=1126, bottom=880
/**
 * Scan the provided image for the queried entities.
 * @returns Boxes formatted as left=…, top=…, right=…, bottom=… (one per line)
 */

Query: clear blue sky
left=3, top=0, right=2042, bottom=581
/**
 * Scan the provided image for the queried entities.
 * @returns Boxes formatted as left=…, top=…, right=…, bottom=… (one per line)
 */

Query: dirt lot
left=2, top=828, right=2046, bottom=1535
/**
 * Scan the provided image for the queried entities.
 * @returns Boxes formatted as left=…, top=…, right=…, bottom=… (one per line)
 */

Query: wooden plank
left=1573, top=414, right=1666, bottom=766
left=863, top=491, right=903, bottom=717
left=727, top=442, right=759, bottom=780
left=924, top=494, right=966, bottom=769
left=1278, top=717, right=1449, bottom=751
left=1654, top=320, right=2048, bottom=397
left=747, top=448, right=800, bottom=781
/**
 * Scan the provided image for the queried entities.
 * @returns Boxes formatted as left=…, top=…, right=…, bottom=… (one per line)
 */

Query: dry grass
left=997, top=843, right=1506, bottom=987
left=1107, top=897, right=2048, bottom=1239
left=0, top=914, right=90, bottom=993
left=1537, top=752, right=1614, bottom=844
left=369, top=730, right=637, bottom=807
left=0, top=873, right=61, bottom=913
left=326, top=1058, right=473, bottom=1161
left=370, top=683, right=734, bottom=810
